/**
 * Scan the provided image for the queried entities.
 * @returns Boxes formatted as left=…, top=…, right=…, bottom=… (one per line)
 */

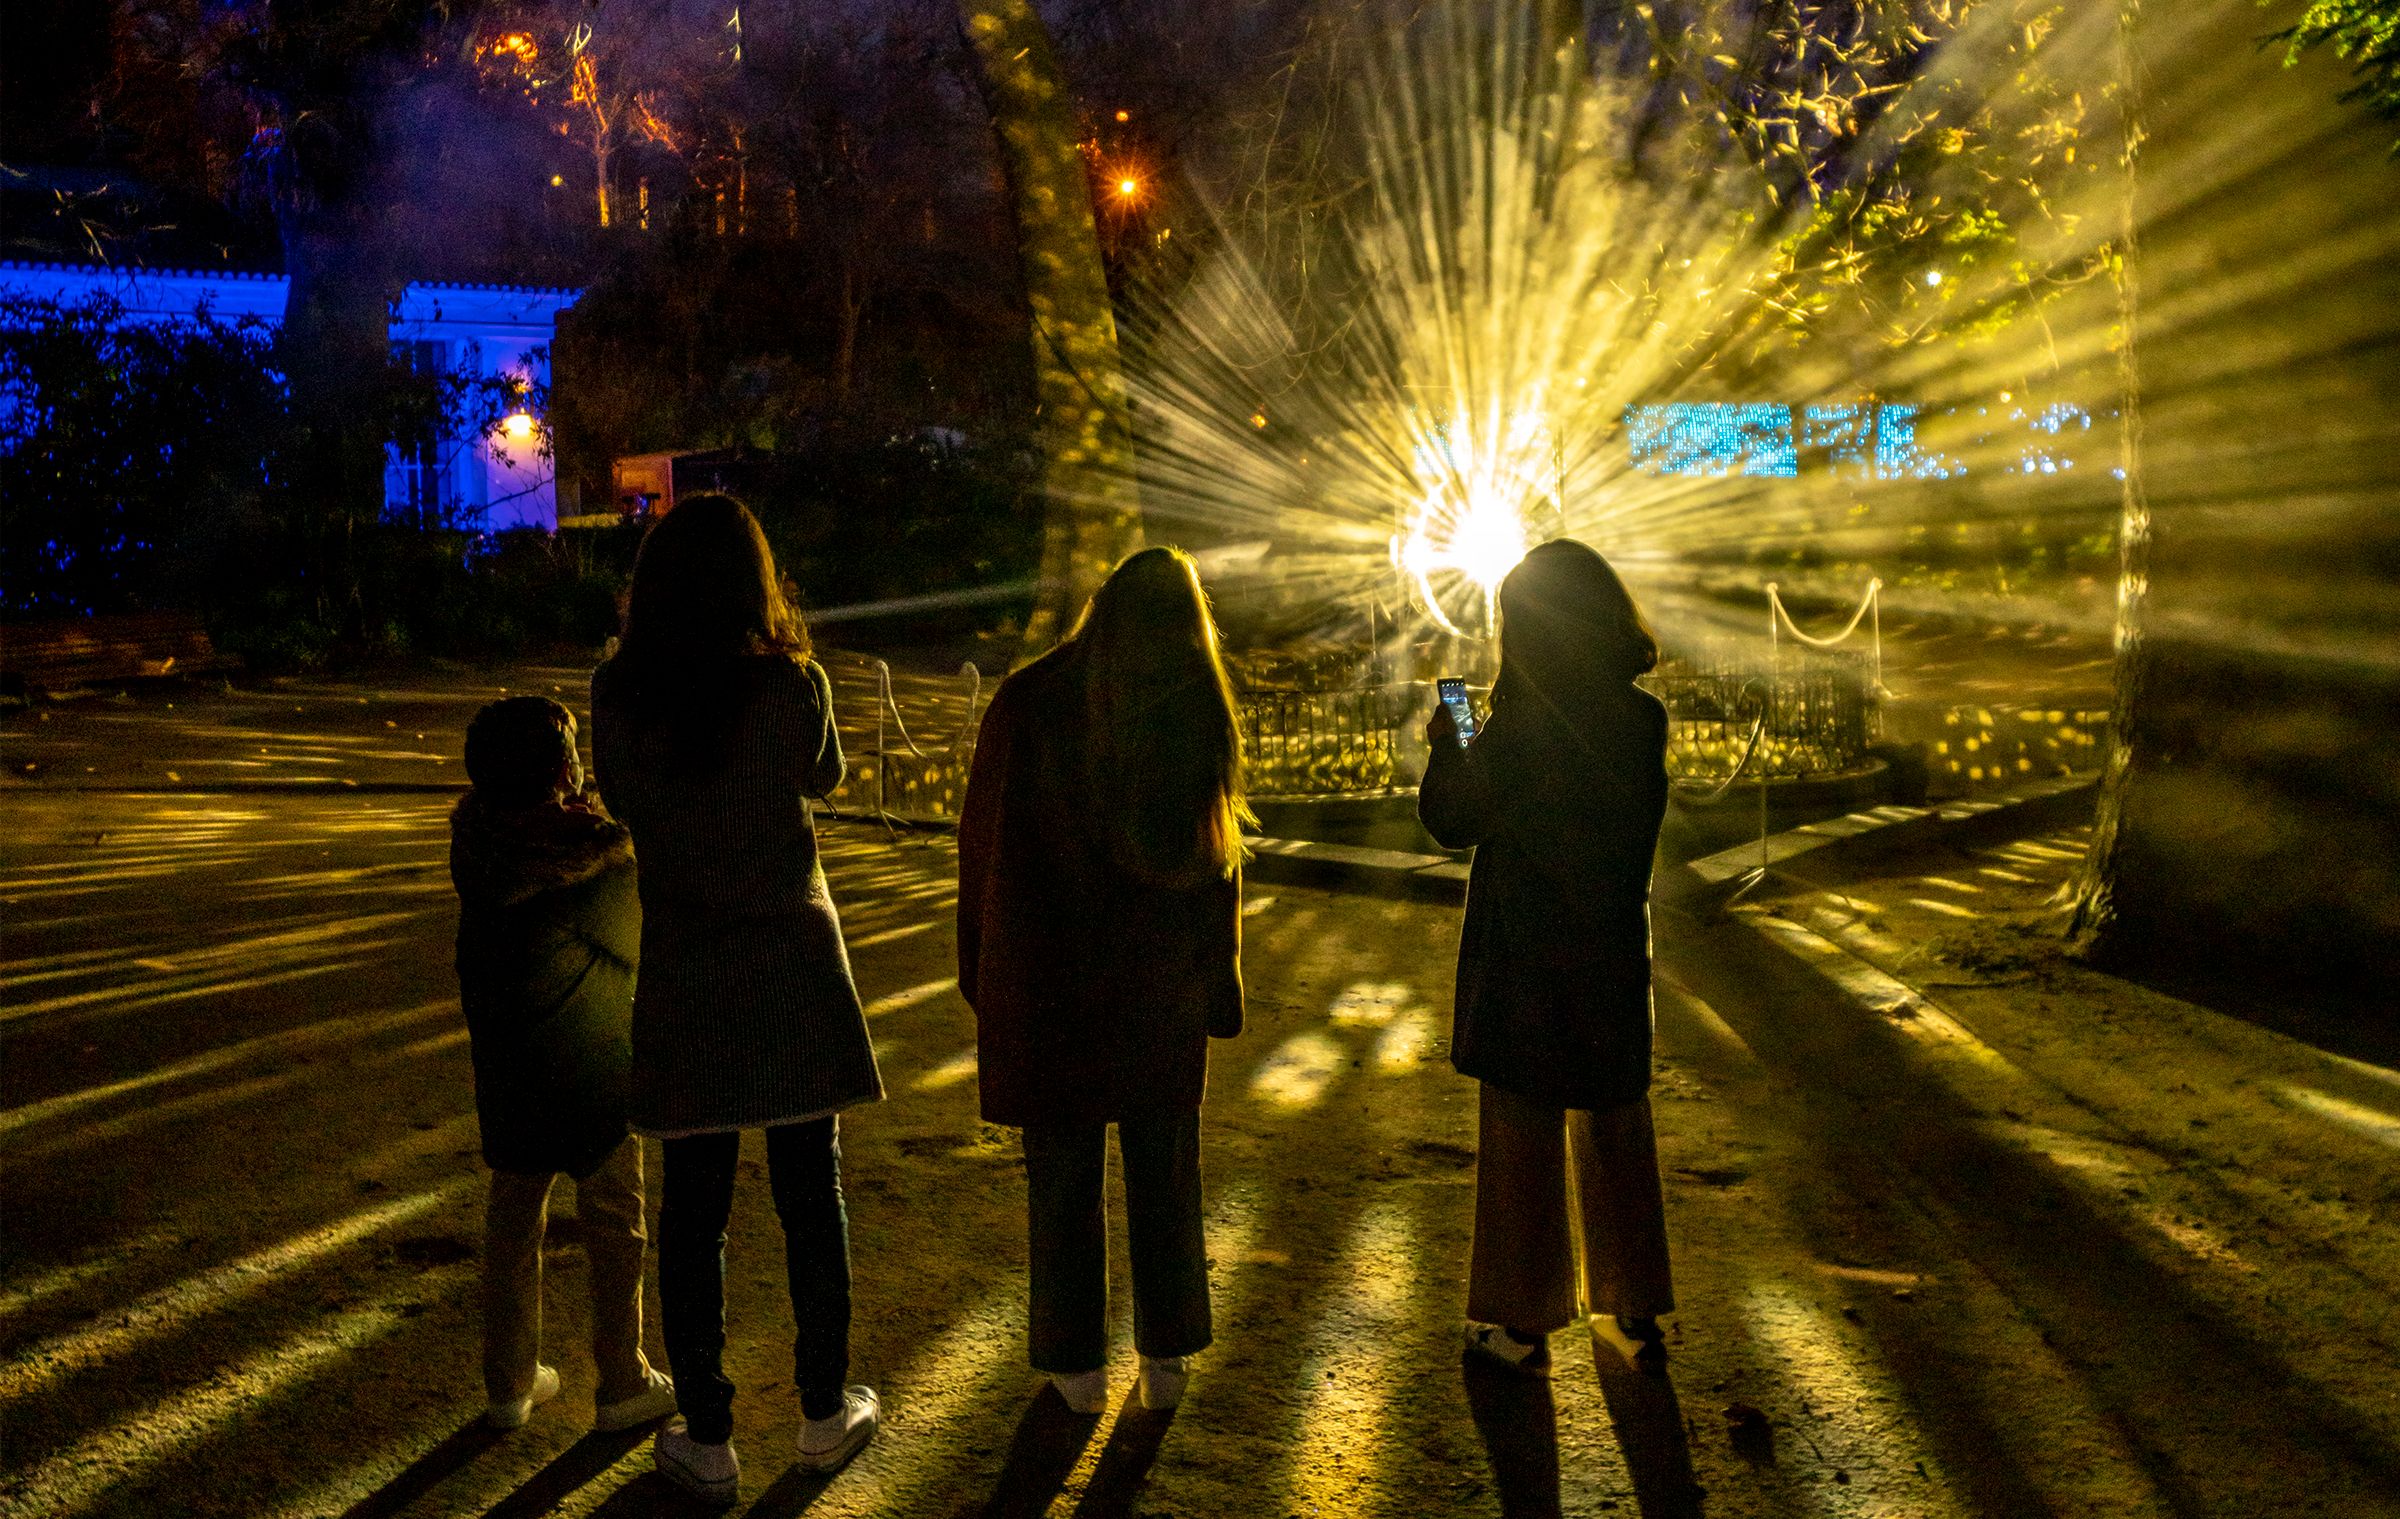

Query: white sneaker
left=595, top=1368, right=678, bottom=1432
left=1137, top=1356, right=1188, bottom=1411
left=486, top=1363, right=560, bottom=1430
left=795, top=1385, right=880, bottom=1473
left=1050, top=1367, right=1110, bottom=1414
left=1462, top=1323, right=1552, bottom=1377
left=654, top=1421, right=739, bottom=1505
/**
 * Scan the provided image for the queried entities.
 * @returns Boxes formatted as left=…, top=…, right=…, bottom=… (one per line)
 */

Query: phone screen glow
left=1437, top=679, right=1477, bottom=747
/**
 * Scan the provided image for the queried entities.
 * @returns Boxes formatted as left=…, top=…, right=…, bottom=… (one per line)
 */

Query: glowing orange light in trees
left=1115, top=109, right=1130, bottom=122
left=1117, top=177, right=1140, bottom=198
left=501, top=412, right=537, bottom=443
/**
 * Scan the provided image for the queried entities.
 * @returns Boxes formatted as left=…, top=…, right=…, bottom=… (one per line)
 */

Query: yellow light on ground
left=500, top=412, right=536, bottom=443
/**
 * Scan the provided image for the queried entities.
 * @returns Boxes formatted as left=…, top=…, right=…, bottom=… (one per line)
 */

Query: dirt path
left=4, top=787, right=2394, bottom=1517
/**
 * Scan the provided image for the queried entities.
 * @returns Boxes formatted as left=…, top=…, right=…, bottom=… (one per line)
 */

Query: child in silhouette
left=452, top=696, right=675, bottom=1432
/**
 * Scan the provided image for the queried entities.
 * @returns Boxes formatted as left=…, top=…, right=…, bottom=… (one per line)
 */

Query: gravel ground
left=5, top=665, right=2397, bottom=1517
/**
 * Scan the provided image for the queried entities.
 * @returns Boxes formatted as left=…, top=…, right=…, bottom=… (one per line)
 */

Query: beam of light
left=1738, top=1281, right=1965, bottom=1506
left=0, top=1180, right=473, bottom=1407
left=3, top=1270, right=472, bottom=1519
left=1249, top=1029, right=1346, bottom=1109
left=2277, top=1085, right=2400, bottom=1154
left=862, top=977, right=958, bottom=1018
left=1109, top=0, right=2400, bottom=675
left=0, top=999, right=456, bottom=1139
left=0, top=1230, right=178, bottom=1327
left=912, top=1050, right=979, bottom=1093
left=1270, top=1203, right=1417, bottom=1517
left=1998, top=1119, right=2258, bottom=1277
left=1739, top=909, right=2028, bottom=1080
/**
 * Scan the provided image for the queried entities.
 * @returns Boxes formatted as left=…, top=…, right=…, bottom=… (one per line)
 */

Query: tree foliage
left=2270, top=0, right=2400, bottom=149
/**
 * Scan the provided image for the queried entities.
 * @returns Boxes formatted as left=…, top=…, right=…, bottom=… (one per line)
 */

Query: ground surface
left=4, top=658, right=2397, bottom=1519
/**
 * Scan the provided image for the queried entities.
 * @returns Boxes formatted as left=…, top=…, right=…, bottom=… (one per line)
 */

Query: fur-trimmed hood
left=450, top=791, right=635, bottom=908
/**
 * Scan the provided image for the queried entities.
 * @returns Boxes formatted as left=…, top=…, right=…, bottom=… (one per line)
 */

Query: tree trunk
left=2069, top=0, right=2146, bottom=946
left=279, top=204, right=395, bottom=637
left=956, top=0, right=1143, bottom=657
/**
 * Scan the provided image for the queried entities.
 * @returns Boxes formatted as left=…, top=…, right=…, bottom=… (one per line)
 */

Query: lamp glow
left=500, top=412, right=537, bottom=443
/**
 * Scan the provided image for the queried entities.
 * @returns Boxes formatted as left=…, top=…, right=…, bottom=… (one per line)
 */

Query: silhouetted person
left=958, top=547, right=1250, bottom=1416
left=452, top=696, right=676, bottom=1434
left=591, top=496, right=883, bottom=1501
left=1419, top=539, right=1677, bottom=1374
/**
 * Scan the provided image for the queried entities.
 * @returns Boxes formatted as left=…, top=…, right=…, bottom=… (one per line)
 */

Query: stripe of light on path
left=2278, top=1085, right=2400, bottom=1152
left=0, top=1179, right=472, bottom=1406
left=10, top=1028, right=470, bottom=1168
left=1738, top=1281, right=1966, bottom=1513
left=1273, top=1202, right=1417, bottom=1517
left=0, top=999, right=456, bottom=1138
left=4, top=1269, right=471, bottom=1519
left=864, top=978, right=957, bottom=1018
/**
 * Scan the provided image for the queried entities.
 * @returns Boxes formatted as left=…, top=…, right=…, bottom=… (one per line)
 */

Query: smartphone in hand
left=1436, top=677, right=1478, bottom=748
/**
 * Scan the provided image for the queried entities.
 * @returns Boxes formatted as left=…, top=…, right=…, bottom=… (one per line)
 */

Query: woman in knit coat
left=591, top=496, right=883, bottom=1501
left=957, top=547, right=1248, bottom=1416
left=1418, top=539, right=1677, bottom=1375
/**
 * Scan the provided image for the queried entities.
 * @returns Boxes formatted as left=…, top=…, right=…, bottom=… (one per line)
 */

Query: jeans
left=1022, top=1112, right=1212, bottom=1374
left=483, top=1136, right=657, bottom=1407
left=659, top=1117, right=850, bottom=1440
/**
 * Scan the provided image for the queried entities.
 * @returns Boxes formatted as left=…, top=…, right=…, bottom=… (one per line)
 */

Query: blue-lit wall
left=0, top=262, right=581, bottom=531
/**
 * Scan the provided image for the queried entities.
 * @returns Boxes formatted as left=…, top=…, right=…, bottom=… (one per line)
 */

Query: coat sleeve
left=799, top=658, right=846, bottom=800
left=1207, top=865, right=1245, bottom=1038
left=955, top=687, right=1013, bottom=1009
left=1417, top=708, right=1505, bottom=849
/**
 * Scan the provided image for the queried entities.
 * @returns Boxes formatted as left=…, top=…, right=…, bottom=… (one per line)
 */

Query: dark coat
left=591, top=654, right=883, bottom=1136
left=1418, top=684, right=1668, bottom=1110
left=957, top=650, right=1244, bottom=1128
left=451, top=793, right=641, bottom=1177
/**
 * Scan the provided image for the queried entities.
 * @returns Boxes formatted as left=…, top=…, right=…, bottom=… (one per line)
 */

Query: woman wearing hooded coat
left=957, top=546, right=1248, bottom=1416
left=1418, top=538, right=1677, bottom=1374
left=591, top=495, right=884, bottom=1501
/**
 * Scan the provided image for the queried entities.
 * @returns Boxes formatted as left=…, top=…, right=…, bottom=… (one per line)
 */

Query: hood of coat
left=450, top=791, right=634, bottom=908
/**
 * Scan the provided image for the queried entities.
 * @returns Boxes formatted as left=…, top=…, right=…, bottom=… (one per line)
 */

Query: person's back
left=450, top=696, right=674, bottom=1435
left=584, top=494, right=883, bottom=1497
left=957, top=546, right=1248, bottom=1418
left=590, top=653, right=841, bottom=921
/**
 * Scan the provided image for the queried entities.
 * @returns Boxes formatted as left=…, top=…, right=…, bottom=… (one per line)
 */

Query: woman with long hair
left=957, top=546, right=1250, bottom=1415
left=1418, top=538, right=1677, bottom=1375
left=590, top=496, right=882, bottom=1501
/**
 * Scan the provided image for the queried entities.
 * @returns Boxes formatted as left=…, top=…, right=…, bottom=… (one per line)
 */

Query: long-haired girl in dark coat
left=591, top=496, right=884, bottom=1500
left=957, top=546, right=1250, bottom=1415
left=1418, top=538, right=1677, bottom=1375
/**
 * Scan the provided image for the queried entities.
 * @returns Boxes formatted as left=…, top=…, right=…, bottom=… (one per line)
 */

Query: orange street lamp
left=1116, top=177, right=1140, bottom=199
left=501, top=412, right=537, bottom=444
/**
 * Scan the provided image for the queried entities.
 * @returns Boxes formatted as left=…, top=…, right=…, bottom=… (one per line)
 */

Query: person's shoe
left=654, top=1421, right=739, bottom=1505
left=594, top=1368, right=678, bottom=1432
left=486, top=1363, right=560, bottom=1430
left=1593, top=1313, right=1669, bottom=1370
left=1463, top=1324, right=1552, bottom=1377
left=1050, top=1367, right=1110, bottom=1414
left=795, top=1385, right=879, bottom=1473
left=1136, top=1356, right=1189, bottom=1411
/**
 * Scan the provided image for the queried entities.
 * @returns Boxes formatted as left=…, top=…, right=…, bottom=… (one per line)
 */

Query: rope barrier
left=1765, top=577, right=1887, bottom=695
left=868, top=659, right=984, bottom=829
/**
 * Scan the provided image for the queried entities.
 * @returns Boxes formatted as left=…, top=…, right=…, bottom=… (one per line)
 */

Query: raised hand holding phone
left=1435, top=677, right=1478, bottom=748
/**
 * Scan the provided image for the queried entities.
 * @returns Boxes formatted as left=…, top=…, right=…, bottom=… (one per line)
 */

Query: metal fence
left=1235, top=651, right=1880, bottom=799
left=811, top=644, right=1882, bottom=817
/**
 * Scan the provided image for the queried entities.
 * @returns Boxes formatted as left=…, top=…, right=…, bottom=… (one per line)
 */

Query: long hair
left=1494, top=539, right=1658, bottom=712
left=1059, top=546, right=1251, bottom=884
left=603, top=495, right=809, bottom=767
